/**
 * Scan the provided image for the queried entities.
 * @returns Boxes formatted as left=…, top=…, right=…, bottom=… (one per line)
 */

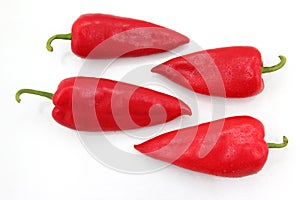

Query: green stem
left=261, top=55, right=286, bottom=73
left=46, top=33, right=72, bottom=52
left=16, top=89, right=53, bottom=103
left=267, top=136, right=288, bottom=148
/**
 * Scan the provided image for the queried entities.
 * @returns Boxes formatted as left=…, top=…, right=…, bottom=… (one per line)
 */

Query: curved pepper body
left=152, top=46, right=264, bottom=97
left=71, top=14, right=189, bottom=58
left=52, top=77, right=191, bottom=131
left=134, top=116, right=269, bottom=177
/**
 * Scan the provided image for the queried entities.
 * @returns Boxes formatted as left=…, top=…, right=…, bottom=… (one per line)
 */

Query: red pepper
left=152, top=46, right=286, bottom=97
left=134, top=116, right=288, bottom=177
left=15, top=77, right=191, bottom=131
left=46, top=13, right=189, bottom=58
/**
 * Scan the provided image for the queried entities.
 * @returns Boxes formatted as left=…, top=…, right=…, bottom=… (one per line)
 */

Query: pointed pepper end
left=134, top=143, right=144, bottom=153
left=151, top=64, right=166, bottom=75
left=179, top=101, right=192, bottom=116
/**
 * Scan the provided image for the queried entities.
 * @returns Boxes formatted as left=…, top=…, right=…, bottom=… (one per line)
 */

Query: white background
left=1, top=0, right=299, bottom=199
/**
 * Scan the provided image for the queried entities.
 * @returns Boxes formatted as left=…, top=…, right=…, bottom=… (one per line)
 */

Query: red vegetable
left=152, top=46, right=286, bottom=97
left=135, top=116, right=288, bottom=177
left=15, top=77, right=191, bottom=131
left=46, top=13, right=189, bottom=58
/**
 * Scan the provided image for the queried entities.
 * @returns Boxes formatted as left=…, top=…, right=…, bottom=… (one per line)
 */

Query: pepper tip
left=179, top=101, right=192, bottom=116
left=151, top=64, right=164, bottom=74
left=134, top=144, right=142, bottom=152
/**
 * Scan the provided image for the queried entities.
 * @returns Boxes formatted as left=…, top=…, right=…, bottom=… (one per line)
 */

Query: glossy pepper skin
left=16, top=77, right=191, bottom=131
left=152, top=46, right=286, bottom=98
left=135, top=116, right=288, bottom=177
left=46, top=13, right=189, bottom=58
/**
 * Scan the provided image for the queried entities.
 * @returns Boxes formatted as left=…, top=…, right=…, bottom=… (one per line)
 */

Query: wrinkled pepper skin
left=135, top=116, right=269, bottom=177
left=48, top=14, right=189, bottom=58
left=152, top=46, right=284, bottom=98
left=18, top=77, right=191, bottom=132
